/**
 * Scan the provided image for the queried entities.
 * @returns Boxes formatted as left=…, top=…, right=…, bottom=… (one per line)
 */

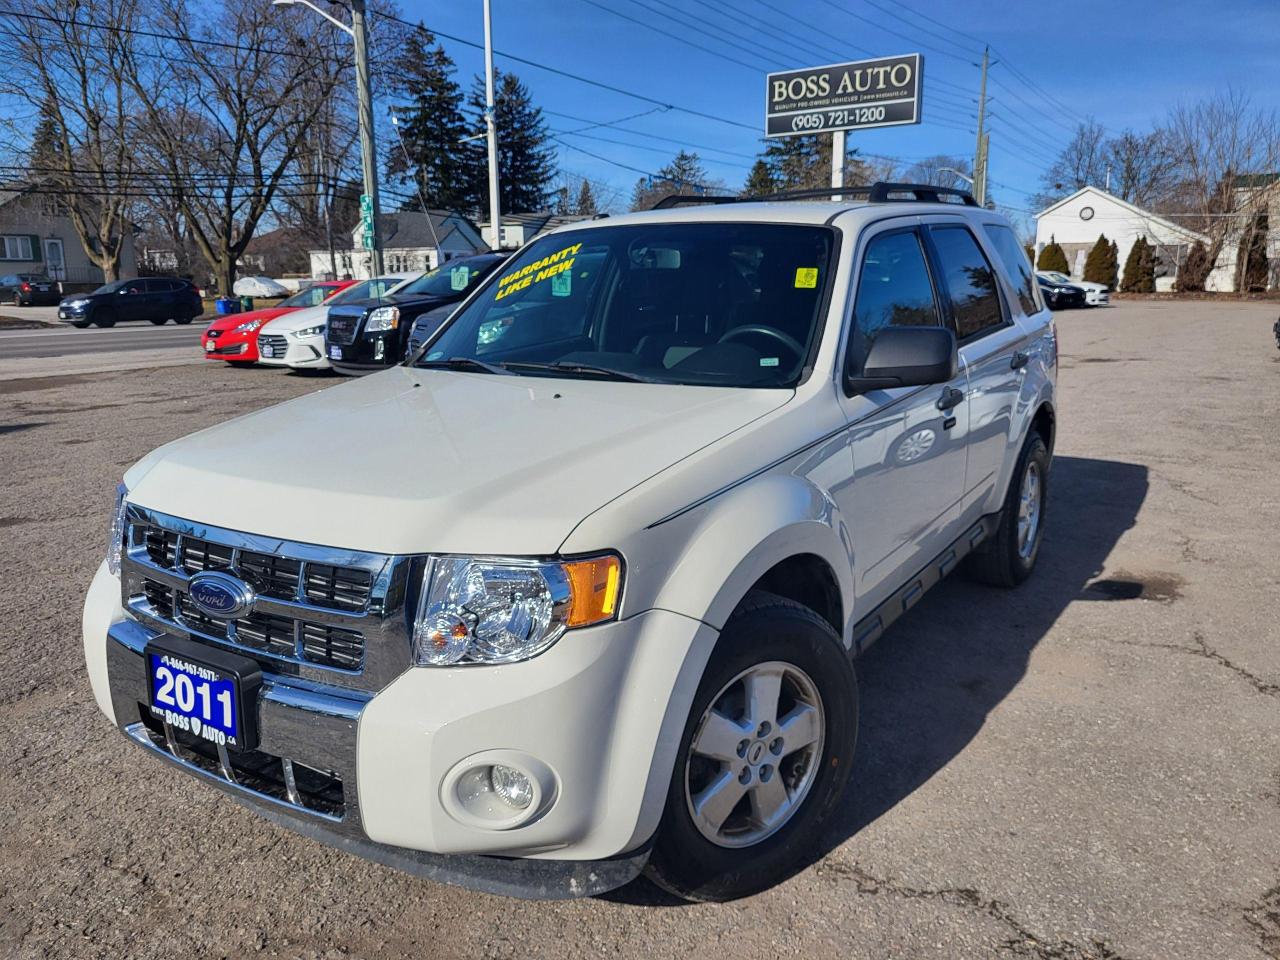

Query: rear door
left=923, top=219, right=1027, bottom=524
left=836, top=220, right=970, bottom=612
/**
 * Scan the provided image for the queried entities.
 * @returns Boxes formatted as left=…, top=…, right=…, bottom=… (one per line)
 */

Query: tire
left=149, top=318, right=168, bottom=325
left=93, top=316, right=116, bottom=328
left=965, top=432, right=1050, bottom=587
left=71, top=320, right=91, bottom=328
left=174, top=315, right=194, bottom=325
left=644, top=591, right=858, bottom=902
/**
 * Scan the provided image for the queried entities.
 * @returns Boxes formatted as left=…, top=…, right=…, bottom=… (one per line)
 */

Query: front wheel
left=174, top=315, right=194, bottom=325
left=93, top=315, right=115, bottom=328
left=149, top=318, right=167, bottom=325
left=645, top=591, right=857, bottom=902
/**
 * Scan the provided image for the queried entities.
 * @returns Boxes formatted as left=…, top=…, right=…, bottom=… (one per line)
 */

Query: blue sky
left=397, top=0, right=1280, bottom=223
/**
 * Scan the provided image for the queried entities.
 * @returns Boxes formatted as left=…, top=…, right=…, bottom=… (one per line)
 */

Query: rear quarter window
left=983, top=223, right=1042, bottom=315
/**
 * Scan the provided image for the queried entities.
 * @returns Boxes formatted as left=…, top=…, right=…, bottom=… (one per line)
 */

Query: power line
left=544, top=109, right=758, bottom=160
left=574, top=0, right=770, bottom=72
left=814, top=0, right=974, bottom=64
left=372, top=9, right=761, bottom=134
left=620, top=0, right=792, bottom=70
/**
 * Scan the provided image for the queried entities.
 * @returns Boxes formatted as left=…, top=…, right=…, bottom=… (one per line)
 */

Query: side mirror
left=845, top=326, right=958, bottom=395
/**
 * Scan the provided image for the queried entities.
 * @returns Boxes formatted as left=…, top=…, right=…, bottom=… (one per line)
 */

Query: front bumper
left=83, top=562, right=716, bottom=897
left=203, top=333, right=257, bottom=359
left=326, top=333, right=399, bottom=374
left=257, top=334, right=329, bottom=368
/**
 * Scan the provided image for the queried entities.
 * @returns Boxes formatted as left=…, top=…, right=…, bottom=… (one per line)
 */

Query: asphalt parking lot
left=1, top=300, right=1277, bottom=959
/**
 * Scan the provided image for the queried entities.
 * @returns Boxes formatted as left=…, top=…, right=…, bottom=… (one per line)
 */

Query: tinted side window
left=983, top=223, right=1040, bottom=314
left=929, top=226, right=1005, bottom=339
left=850, top=229, right=939, bottom=372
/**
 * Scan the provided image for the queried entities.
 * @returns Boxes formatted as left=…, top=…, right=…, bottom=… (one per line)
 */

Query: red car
left=201, top=280, right=354, bottom=364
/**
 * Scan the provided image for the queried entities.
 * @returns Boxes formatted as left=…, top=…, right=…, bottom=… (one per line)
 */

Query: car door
left=835, top=221, right=970, bottom=614
left=923, top=220, right=1028, bottom=524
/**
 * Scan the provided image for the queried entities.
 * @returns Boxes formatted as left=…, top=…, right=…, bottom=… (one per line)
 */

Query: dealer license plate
left=204, top=341, right=214, bottom=352
left=145, top=637, right=261, bottom=751
left=261, top=345, right=274, bottom=358
left=328, top=345, right=342, bottom=360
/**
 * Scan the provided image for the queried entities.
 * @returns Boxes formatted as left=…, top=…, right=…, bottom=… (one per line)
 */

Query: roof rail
left=652, top=194, right=742, bottom=210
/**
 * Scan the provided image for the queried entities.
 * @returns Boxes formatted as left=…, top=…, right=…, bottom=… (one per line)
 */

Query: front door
left=836, top=222, right=970, bottom=614
left=42, top=238, right=65, bottom=282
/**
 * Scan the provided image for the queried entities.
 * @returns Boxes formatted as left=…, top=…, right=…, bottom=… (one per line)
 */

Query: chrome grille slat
left=121, top=504, right=412, bottom=692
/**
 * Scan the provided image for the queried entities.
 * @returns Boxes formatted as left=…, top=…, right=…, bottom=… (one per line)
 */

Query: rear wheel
left=149, top=317, right=168, bottom=325
left=174, top=314, right=194, bottom=325
left=645, top=591, right=857, bottom=902
left=71, top=319, right=91, bottom=328
left=965, top=432, right=1050, bottom=587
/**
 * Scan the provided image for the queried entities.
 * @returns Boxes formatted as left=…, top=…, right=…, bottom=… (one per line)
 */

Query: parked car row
left=198, top=253, right=509, bottom=376
left=1035, top=270, right=1109, bottom=309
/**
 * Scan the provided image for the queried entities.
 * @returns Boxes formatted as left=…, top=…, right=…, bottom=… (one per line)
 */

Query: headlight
left=107, top=483, right=128, bottom=575
left=413, top=554, right=622, bottom=666
left=66, top=298, right=90, bottom=308
left=366, top=306, right=399, bottom=332
left=293, top=324, right=325, bottom=338
left=233, top=318, right=263, bottom=333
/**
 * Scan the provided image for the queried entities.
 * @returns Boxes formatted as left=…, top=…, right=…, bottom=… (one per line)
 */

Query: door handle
left=1010, top=351, right=1030, bottom=370
left=936, top=387, right=965, bottom=411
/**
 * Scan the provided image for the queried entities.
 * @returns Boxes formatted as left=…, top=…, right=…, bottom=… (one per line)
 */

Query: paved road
left=0, top=320, right=210, bottom=359
left=1, top=301, right=1277, bottom=959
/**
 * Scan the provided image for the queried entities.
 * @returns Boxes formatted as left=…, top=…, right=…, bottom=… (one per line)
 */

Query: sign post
left=765, top=53, right=923, bottom=194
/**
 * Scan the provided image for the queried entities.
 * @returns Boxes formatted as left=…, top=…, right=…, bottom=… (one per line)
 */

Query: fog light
left=489, top=764, right=533, bottom=809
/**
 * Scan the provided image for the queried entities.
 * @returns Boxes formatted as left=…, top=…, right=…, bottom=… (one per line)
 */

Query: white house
left=477, top=212, right=590, bottom=250
left=1203, top=173, right=1280, bottom=292
left=1035, top=186, right=1207, bottom=292
left=309, top=210, right=486, bottom=280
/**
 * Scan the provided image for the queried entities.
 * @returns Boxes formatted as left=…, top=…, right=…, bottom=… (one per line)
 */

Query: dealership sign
left=765, top=54, right=923, bottom=138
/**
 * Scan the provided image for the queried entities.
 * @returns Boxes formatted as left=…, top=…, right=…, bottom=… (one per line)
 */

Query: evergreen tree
left=386, top=26, right=471, bottom=212
left=1176, top=240, right=1212, bottom=292
left=744, top=158, right=778, bottom=197
left=1037, top=237, right=1070, bottom=274
left=553, top=185, right=572, bottom=216
left=27, top=98, right=65, bottom=177
left=1121, top=236, right=1156, bottom=293
left=1236, top=214, right=1269, bottom=292
left=1024, top=243, right=1035, bottom=264
left=464, top=71, right=556, bottom=214
left=1083, top=234, right=1112, bottom=286
left=632, top=151, right=711, bottom=210
left=1106, top=239, right=1121, bottom=290
left=574, top=179, right=598, bottom=216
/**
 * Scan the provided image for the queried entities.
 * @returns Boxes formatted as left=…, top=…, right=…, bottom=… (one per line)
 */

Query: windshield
left=91, top=279, right=130, bottom=295
left=278, top=284, right=340, bottom=308
left=399, top=260, right=494, bottom=298
left=417, top=223, right=835, bottom=388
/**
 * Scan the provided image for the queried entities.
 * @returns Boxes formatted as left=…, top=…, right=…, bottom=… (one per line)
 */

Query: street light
left=272, top=0, right=383, bottom=275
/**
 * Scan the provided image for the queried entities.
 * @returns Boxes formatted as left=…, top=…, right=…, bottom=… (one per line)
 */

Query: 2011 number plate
left=328, top=345, right=342, bottom=360
left=145, top=637, right=261, bottom=751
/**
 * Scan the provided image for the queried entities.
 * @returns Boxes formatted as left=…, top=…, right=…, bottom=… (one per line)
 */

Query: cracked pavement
left=1, top=300, right=1278, bottom=958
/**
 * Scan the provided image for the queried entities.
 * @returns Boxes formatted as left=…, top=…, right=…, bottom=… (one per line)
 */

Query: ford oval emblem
left=187, top=570, right=255, bottom=619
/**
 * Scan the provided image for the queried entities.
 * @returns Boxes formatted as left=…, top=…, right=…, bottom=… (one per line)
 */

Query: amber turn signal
left=562, top=555, right=622, bottom=627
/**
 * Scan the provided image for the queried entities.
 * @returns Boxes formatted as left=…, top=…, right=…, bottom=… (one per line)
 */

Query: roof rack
left=652, top=181, right=978, bottom=211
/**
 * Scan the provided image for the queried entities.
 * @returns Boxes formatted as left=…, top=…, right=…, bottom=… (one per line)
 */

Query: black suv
left=0, top=273, right=59, bottom=306
left=58, top=277, right=203, bottom=328
left=325, top=253, right=507, bottom=375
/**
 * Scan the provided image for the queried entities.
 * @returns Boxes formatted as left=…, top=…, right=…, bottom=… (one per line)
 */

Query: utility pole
left=973, top=45, right=990, bottom=206
left=483, top=0, right=502, bottom=250
left=831, top=129, right=845, bottom=201
left=351, top=0, right=382, bottom=275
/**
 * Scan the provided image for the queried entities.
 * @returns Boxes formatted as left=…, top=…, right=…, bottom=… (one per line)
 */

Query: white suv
left=83, top=185, right=1057, bottom=902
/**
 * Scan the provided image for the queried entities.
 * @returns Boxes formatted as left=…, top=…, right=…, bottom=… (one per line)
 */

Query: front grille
left=326, top=310, right=362, bottom=345
left=136, top=711, right=344, bottom=818
left=206, top=328, right=223, bottom=340
left=258, top=333, right=288, bottom=355
left=121, top=507, right=407, bottom=688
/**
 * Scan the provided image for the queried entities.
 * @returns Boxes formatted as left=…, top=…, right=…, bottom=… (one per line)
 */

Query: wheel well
left=746, top=554, right=843, bottom=635
left=1031, top=402, right=1055, bottom=454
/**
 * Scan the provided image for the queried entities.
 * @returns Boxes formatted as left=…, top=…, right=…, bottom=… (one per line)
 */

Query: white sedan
left=256, top=273, right=420, bottom=370
left=1037, top=271, right=1109, bottom=306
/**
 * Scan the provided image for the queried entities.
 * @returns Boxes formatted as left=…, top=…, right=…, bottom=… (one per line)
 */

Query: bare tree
left=1033, top=120, right=1107, bottom=207
left=1162, top=90, right=1280, bottom=267
left=1104, top=129, right=1180, bottom=208
left=0, top=0, right=144, bottom=282
left=125, top=0, right=352, bottom=294
left=901, top=155, right=972, bottom=190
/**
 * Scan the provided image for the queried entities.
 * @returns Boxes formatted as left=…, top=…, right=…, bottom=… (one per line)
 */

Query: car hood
left=206, top=307, right=295, bottom=332
left=124, top=366, right=792, bottom=556
left=260, top=303, right=328, bottom=333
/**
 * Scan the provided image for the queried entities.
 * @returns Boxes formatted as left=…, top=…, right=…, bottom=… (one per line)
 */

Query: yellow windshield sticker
left=794, top=267, right=819, bottom=289
left=494, top=243, right=583, bottom=301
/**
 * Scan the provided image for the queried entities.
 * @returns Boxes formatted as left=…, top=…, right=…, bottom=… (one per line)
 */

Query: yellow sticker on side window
left=794, top=267, right=819, bottom=289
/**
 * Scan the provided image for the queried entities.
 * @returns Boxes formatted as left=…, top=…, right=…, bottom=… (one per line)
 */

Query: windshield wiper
left=415, top=356, right=511, bottom=376
left=502, top=360, right=656, bottom=383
